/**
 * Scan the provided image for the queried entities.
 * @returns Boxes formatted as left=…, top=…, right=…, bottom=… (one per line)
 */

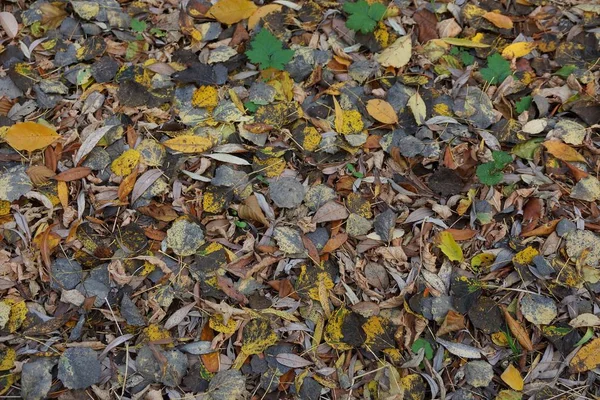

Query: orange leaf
left=366, top=99, right=398, bottom=124
left=118, top=170, right=138, bottom=202
left=444, top=228, right=477, bottom=241
left=321, top=233, right=348, bottom=254
left=543, top=141, right=586, bottom=163
left=521, top=220, right=559, bottom=238
left=200, top=324, right=220, bottom=373
left=501, top=305, right=533, bottom=351
left=5, top=121, right=59, bottom=152
left=54, top=167, right=92, bottom=181
left=482, top=11, right=514, bottom=29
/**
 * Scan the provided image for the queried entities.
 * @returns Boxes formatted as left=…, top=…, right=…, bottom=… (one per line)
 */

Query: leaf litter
left=0, top=0, right=599, bottom=399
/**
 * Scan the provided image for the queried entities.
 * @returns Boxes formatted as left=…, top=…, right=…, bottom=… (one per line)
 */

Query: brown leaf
left=520, top=219, right=560, bottom=238
left=53, top=167, right=91, bottom=181
left=138, top=202, right=178, bottom=222
left=437, top=310, right=465, bottom=336
left=312, top=201, right=349, bottom=224
left=321, top=233, right=348, bottom=254
left=26, top=165, right=56, bottom=185
left=237, top=195, right=269, bottom=226
left=118, top=169, right=138, bottom=202
left=413, top=9, right=439, bottom=43
left=444, top=228, right=477, bottom=241
left=200, top=324, right=220, bottom=373
left=501, top=305, right=533, bottom=351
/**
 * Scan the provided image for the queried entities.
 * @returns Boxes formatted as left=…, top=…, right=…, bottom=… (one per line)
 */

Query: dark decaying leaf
left=136, top=345, right=188, bottom=387
left=57, top=348, right=101, bottom=389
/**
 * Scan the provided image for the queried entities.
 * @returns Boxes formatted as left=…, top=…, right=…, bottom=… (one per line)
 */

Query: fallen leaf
left=569, top=313, right=600, bottom=328
left=502, top=42, right=536, bottom=59
left=436, top=337, right=481, bottom=359
left=407, top=92, right=426, bottom=125
left=375, top=35, right=412, bottom=68
left=441, top=37, right=491, bottom=48
left=321, top=233, right=348, bottom=254
left=248, top=4, right=281, bottom=29
left=0, top=12, right=19, bottom=38
left=501, top=364, right=523, bottom=391
left=570, top=337, right=600, bottom=372
left=543, top=141, right=586, bottom=163
left=437, top=231, right=464, bottom=262
left=501, top=306, right=533, bottom=351
left=54, top=167, right=91, bottom=181
left=482, top=12, right=513, bottom=29
left=5, top=122, right=60, bottom=152
left=366, top=99, right=398, bottom=124
left=164, top=135, right=214, bottom=153
left=208, top=0, right=258, bottom=25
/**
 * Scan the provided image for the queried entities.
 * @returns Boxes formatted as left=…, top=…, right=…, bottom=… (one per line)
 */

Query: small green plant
left=131, top=18, right=146, bottom=40
left=450, top=47, right=474, bottom=66
left=245, top=29, right=294, bottom=71
left=476, top=150, right=512, bottom=186
left=480, top=53, right=511, bottom=84
left=515, top=95, right=532, bottom=114
left=346, top=163, right=364, bottom=178
left=411, top=338, right=434, bottom=360
left=343, top=0, right=387, bottom=34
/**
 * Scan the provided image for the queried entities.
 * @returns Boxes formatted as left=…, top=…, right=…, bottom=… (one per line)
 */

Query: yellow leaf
left=5, top=121, right=59, bottom=152
left=437, top=231, right=464, bottom=262
left=57, top=181, right=68, bottom=208
left=111, top=149, right=141, bottom=176
left=543, top=141, right=586, bottom=163
left=375, top=35, right=412, bottom=68
left=248, top=4, right=282, bottom=30
left=502, top=42, right=536, bottom=59
left=241, top=318, right=277, bottom=355
left=483, top=11, right=514, bottom=29
left=208, top=0, right=258, bottom=25
left=191, top=85, right=219, bottom=108
left=441, top=37, right=491, bottom=48
left=163, top=135, right=214, bottom=153
left=501, top=364, right=524, bottom=391
left=366, top=99, right=398, bottom=124
left=407, top=92, right=426, bottom=126
left=333, top=96, right=344, bottom=133
left=570, top=338, right=600, bottom=372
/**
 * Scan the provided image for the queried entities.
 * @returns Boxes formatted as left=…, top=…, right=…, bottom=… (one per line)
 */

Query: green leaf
left=476, top=162, right=503, bottom=185
left=555, top=64, right=576, bottom=78
left=245, top=29, right=295, bottom=70
left=411, top=338, right=433, bottom=360
left=512, top=138, right=543, bottom=160
left=460, top=51, right=475, bottom=66
left=515, top=96, right=532, bottom=114
left=131, top=18, right=147, bottom=33
left=492, top=151, right=512, bottom=170
left=244, top=101, right=258, bottom=113
left=344, top=0, right=386, bottom=34
left=480, top=53, right=511, bottom=84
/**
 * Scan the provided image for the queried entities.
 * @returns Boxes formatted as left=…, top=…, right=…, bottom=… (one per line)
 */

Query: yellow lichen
left=362, top=316, right=386, bottom=348
left=241, top=318, right=278, bottom=355
left=111, top=149, right=141, bottom=176
left=433, top=103, right=452, bottom=116
left=192, top=86, right=219, bottom=109
left=202, top=191, right=221, bottom=213
left=0, top=347, right=15, bottom=371
left=337, top=109, right=364, bottom=135
left=253, top=156, right=286, bottom=178
left=209, top=314, right=237, bottom=334
left=302, top=126, right=321, bottom=152
left=374, top=24, right=390, bottom=48
left=142, top=323, right=172, bottom=344
left=324, top=307, right=353, bottom=351
left=0, top=201, right=10, bottom=216
left=513, top=246, right=538, bottom=265
left=8, top=300, right=27, bottom=333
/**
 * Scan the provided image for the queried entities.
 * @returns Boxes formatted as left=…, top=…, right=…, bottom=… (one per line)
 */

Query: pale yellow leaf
left=111, top=149, right=141, bottom=177
left=366, top=99, right=398, bottom=124
left=407, top=92, right=426, bottom=126
left=333, top=96, right=344, bottom=133
left=502, top=42, right=536, bottom=59
left=482, top=11, right=514, bottom=29
left=163, top=135, right=214, bottom=154
left=501, top=364, right=523, bottom=391
left=5, top=122, right=59, bottom=152
left=375, top=35, right=412, bottom=68
left=208, top=0, right=258, bottom=25
left=440, top=37, right=491, bottom=48
left=248, top=4, right=282, bottom=30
